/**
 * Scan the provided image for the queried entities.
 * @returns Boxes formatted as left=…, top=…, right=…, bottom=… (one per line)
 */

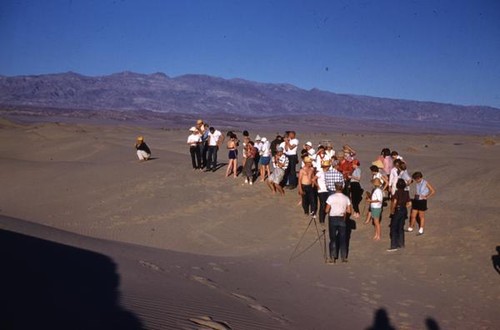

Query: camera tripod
left=289, top=215, right=328, bottom=263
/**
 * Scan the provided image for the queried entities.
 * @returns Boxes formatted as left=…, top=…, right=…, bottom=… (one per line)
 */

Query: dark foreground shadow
left=367, top=308, right=440, bottom=330
left=492, top=246, right=500, bottom=275
left=0, top=229, right=143, bottom=330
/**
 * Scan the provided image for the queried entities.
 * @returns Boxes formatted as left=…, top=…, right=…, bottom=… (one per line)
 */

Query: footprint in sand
left=188, top=316, right=232, bottom=330
left=138, top=260, right=163, bottom=272
left=189, top=275, right=218, bottom=289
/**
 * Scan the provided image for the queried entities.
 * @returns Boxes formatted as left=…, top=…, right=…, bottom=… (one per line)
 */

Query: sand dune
left=1, top=119, right=499, bottom=329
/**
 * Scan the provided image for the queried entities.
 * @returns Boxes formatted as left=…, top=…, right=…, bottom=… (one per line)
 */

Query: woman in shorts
left=408, top=171, right=435, bottom=235
left=365, top=178, right=384, bottom=241
left=225, top=132, right=239, bottom=178
left=259, top=137, right=271, bottom=181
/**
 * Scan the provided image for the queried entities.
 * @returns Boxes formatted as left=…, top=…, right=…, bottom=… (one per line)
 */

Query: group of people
left=183, top=120, right=435, bottom=263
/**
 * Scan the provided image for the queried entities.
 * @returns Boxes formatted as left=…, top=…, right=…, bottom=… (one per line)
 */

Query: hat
left=304, top=156, right=312, bottom=163
left=276, top=146, right=284, bottom=152
left=321, top=160, right=331, bottom=167
left=255, top=135, right=261, bottom=141
left=196, top=119, right=203, bottom=124
left=372, top=178, right=382, bottom=186
left=372, top=159, right=384, bottom=169
left=352, top=159, right=360, bottom=166
left=189, top=126, right=197, bottom=132
left=137, top=136, right=144, bottom=141
left=261, top=137, right=267, bottom=143
left=305, top=141, right=313, bottom=147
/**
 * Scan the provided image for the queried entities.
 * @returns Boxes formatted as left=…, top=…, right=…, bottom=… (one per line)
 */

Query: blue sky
left=1, top=0, right=499, bottom=108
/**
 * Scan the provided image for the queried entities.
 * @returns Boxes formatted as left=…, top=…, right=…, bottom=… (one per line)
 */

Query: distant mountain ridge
left=0, top=71, right=499, bottom=131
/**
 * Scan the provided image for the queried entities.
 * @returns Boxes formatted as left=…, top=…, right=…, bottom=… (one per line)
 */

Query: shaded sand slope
left=1, top=120, right=499, bottom=329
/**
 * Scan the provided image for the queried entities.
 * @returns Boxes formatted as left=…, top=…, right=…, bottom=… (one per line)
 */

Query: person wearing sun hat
left=187, top=127, right=202, bottom=170
left=135, top=135, right=151, bottom=161
left=314, top=159, right=332, bottom=225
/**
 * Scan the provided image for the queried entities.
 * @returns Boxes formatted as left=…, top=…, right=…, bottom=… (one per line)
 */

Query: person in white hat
left=187, top=127, right=202, bottom=169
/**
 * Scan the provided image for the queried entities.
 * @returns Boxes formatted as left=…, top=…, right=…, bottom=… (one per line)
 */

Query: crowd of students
left=135, top=119, right=436, bottom=262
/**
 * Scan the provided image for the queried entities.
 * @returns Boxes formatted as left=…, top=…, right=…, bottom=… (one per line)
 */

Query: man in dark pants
left=280, top=131, right=299, bottom=189
left=206, top=126, right=224, bottom=171
left=324, top=182, right=352, bottom=263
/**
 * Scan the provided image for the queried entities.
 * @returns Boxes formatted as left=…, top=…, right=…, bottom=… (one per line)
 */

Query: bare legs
left=409, top=209, right=425, bottom=234
left=225, top=159, right=238, bottom=178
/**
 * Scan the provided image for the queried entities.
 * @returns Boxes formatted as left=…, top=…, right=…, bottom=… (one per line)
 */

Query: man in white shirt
left=325, top=183, right=352, bottom=263
left=279, top=131, right=299, bottom=189
left=206, top=127, right=224, bottom=172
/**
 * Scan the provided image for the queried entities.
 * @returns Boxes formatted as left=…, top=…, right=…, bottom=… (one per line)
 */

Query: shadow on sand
left=0, top=229, right=143, bottom=330
left=492, top=246, right=500, bottom=275
left=367, top=308, right=440, bottom=330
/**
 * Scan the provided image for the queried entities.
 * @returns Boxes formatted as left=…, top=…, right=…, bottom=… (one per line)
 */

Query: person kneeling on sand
left=267, top=147, right=288, bottom=195
left=135, top=136, right=151, bottom=161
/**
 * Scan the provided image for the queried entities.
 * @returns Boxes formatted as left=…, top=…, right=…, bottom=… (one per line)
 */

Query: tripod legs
left=289, top=216, right=327, bottom=263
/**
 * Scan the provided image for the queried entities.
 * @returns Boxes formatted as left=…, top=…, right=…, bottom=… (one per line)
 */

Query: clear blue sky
left=1, top=0, right=499, bottom=108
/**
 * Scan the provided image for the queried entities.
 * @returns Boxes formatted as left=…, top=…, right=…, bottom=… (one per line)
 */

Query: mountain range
left=0, top=71, right=499, bottom=133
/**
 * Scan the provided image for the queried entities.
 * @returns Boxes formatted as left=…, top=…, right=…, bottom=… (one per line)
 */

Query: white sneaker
left=244, top=179, right=248, bottom=184
left=417, top=228, right=424, bottom=235
left=406, top=227, right=413, bottom=232
left=249, top=181, right=253, bottom=185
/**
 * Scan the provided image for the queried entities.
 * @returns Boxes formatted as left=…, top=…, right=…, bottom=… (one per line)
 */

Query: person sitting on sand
left=135, top=136, right=151, bottom=161
left=267, top=147, right=288, bottom=196
left=187, top=127, right=202, bottom=170
left=365, top=178, right=384, bottom=241
left=298, top=156, right=317, bottom=216
left=325, top=182, right=352, bottom=264
left=408, top=171, right=436, bottom=235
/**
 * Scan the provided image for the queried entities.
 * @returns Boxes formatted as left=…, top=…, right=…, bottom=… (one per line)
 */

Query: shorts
left=371, top=207, right=382, bottom=219
left=259, top=156, right=271, bottom=165
left=412, top=199, right=428, bottom=211
left=228, top=149, right=238, bottom=159
left=269, top=168, right=285, bottom=184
